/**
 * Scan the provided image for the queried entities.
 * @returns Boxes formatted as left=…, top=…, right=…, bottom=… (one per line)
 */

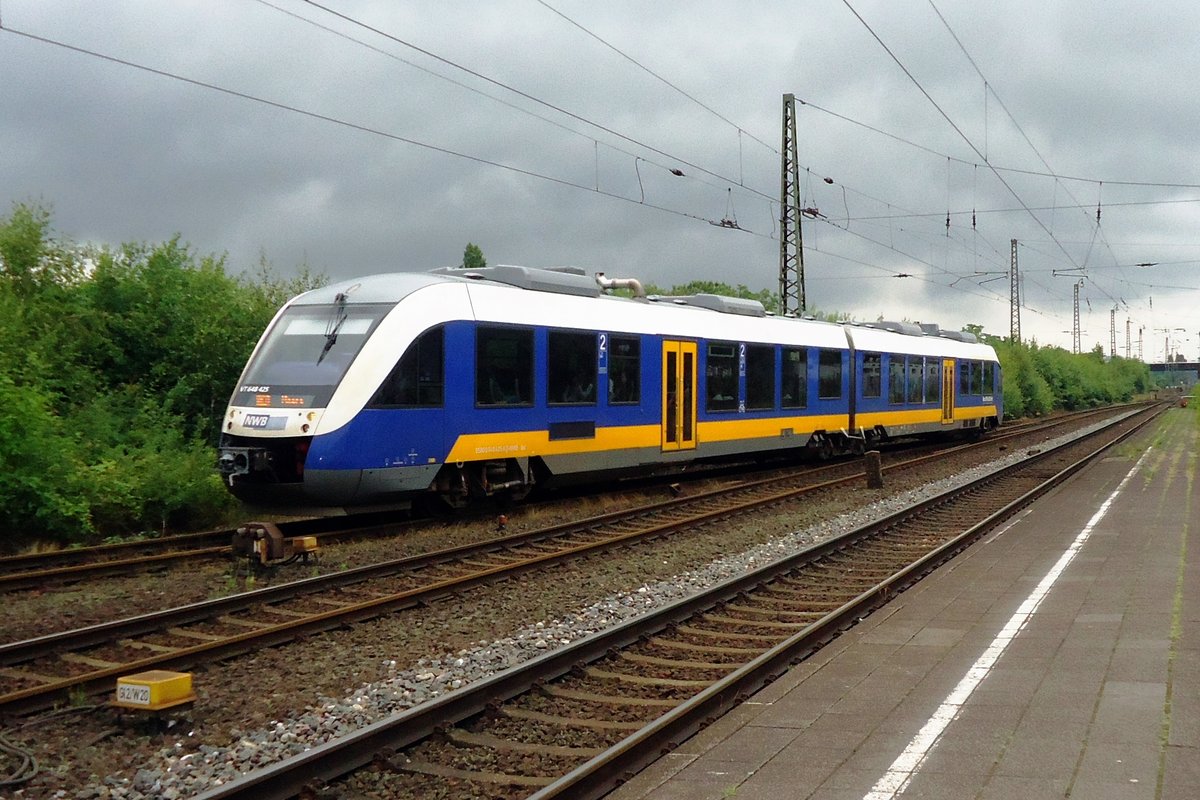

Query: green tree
left=463, top=242, right=487, bottom=270
left=0, top=202, right=326, bottom=548
left=973, top=323, right=1150, bottom=419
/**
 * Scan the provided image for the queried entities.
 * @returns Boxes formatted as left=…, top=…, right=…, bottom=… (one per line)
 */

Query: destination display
left=233, top=385, right=327, bottom=409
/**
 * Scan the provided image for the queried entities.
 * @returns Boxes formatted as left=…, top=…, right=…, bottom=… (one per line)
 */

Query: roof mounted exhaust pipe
left=595, top=272, right=646, bottom=298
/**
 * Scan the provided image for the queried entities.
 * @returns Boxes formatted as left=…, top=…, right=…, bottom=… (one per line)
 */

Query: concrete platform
left=609, top=408, right=1198, bottom=800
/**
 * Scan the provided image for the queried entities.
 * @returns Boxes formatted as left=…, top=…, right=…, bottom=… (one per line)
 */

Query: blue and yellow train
left=218, top=265, right=1002, bottom=507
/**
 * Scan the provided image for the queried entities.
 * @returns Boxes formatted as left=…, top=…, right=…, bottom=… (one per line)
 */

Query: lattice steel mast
left=1080, top=281, right=1089, bottom=357
left=1110, top=307, right=1117, bottom=358
left=779, top=93, right=805, bottom=314
left=1009, top=239, right=1020, bottom=343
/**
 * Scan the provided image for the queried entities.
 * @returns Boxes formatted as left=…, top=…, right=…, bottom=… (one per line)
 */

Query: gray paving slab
left=608, top=409, right=1198, bottom=800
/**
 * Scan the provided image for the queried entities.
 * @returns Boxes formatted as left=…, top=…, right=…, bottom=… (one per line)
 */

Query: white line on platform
left=862, top=449, right=1150, bottom=800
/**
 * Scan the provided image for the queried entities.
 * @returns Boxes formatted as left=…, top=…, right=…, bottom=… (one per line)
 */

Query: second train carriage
left=218, top=265, right=1002, bottom=507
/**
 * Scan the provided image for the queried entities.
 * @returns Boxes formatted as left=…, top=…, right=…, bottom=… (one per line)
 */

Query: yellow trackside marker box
left=113, top=670, right=195, bottom=710
left=289, top=535, right=319, bottom=553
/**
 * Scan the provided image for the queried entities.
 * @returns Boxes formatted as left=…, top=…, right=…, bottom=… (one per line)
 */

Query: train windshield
left=234, top=302, right=391, bottom=406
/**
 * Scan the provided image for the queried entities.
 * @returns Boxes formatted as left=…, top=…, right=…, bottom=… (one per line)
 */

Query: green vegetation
left=0, top=202, right=323, bottom=550
left=0, top=208, right=1155, bottom=549
left=989, top=339, right=1150, bottom=418
left=462, top=242, right=487, bottom=270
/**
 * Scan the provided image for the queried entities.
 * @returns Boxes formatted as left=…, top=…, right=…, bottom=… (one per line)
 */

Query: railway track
left=0, top=405, right=1123, bottom=594
left=0, top=405, right=1143, bottom=714
left=0, top=513, right=408, bottom=593
left=189, top=403, right=1162, bottom=800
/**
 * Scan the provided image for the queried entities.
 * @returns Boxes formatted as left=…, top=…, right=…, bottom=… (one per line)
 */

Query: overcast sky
left=3, top=1, right=1199, bottom=359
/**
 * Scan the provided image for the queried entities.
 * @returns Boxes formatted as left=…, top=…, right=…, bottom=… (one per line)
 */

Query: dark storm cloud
left=2, top=0, right=1198, bottom=355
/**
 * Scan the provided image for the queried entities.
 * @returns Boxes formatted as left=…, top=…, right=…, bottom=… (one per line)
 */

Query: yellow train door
left=941, top=358, right=956, bottom=424
left=662, top=340, right=697, bottom=451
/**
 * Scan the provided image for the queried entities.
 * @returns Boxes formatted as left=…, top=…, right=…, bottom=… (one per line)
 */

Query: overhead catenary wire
left=0, top=12, right=1028, bottom=309
left=927, top=0, right=1127, bottom=282
left=798, top=97, right=1200, bottom=191
left=250, top=0, right=755, bottom=203
left=270, top=0, right=1062, bottom=306
left=297, top=0, right=779, bottom=204
left=3, top=2, right=1184, bottom=340
left=532, top=0, right=778, bottom=157
left=289, top=0, right=1019, bottom=290
left=0, top=19, right=782, bottom=237
left=842, top=0, right=1104, bottom=278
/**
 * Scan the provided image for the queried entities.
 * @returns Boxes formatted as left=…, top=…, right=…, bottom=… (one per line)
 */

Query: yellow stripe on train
left=445, top=424, right=660, bottom=463
left=696, top=413, right=848, bottom=443
left=444, top=405, right=999, bottom=463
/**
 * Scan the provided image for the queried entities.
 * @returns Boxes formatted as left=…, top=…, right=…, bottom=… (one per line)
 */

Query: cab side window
left=369, top=326, right=444, bottom=407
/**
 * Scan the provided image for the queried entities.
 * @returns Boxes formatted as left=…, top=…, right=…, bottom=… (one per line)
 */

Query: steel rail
left=187, top=405, right=1161, bottom=800
left=0, top=405, right=1123, bottom=590
left=0, top=406, right=1144, bottom=713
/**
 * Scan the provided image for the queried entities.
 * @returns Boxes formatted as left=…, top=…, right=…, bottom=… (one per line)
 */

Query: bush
left=992, top=337, right=1149, bottom=420
left=0, top=202, right=319, bottom=550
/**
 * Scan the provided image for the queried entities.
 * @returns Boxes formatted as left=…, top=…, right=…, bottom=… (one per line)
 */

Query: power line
left=297, top=0, right=776, bottom=203
left=842, top=0, right=1089, bottom=274
left=928, top=0, right=1140, bottom=295
left=282, top=2, right=1024, bottom=293
left=0, top=11, right=1018, bottom=296
left=532, top=0, right=778, bottom=156
left=0, top=20, right=763, bottom=235
left=842, top=196, right=1200, bottom=224
left=251, top=0, right=754, bottom=203
left=799, top=97, right=1200, bottom=190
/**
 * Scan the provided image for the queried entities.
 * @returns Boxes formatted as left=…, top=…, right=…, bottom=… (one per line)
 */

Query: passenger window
left=608, top=335, right=640, bottom=405
left=476, top=326, right=533, bottom=406
left=888, top=356, right=905, bottom=404
left=982, top=361, right=994, bottom=394
left=970, top=360, right=983, bottom=395
left=906, top=357, right=923, bottom=403
left=706, top=342, right=738, bottom=412
left=549, top=331, right=597, bottom=406
left=369, top=325, right=444, bottom=408
left=818, top=349, right=842, bottom=400
left=924, top=360, right=940, bottom=403
left=862, top=352, right=882, bottom=398
left=959, top=361, right=971, bottom=395
left=782, top=347, right=807, bottom=409
left=745, top=344, right=775, bottom=410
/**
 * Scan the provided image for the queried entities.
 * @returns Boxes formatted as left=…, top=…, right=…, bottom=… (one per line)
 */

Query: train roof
left=289, top=271, right=453, bottom=305
left=287, top=266, right=997, bottom=360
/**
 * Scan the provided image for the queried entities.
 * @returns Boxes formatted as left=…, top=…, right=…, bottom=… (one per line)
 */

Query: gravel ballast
left=1, top=410, right=1147, bottom=798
